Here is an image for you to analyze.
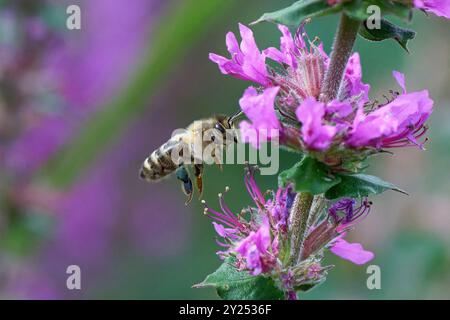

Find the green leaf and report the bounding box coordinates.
[252,0,412,26]
[344,0,412,22]
[194,260,284,300]
[359,18,416,51]
[252,0,344,26]
[279,156,341,195]
[39,0,237,187]
[325,173,407,200]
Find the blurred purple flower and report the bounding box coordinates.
[4,0,161,175]
[0,0,189,299]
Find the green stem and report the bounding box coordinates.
[288,192,313,265]
[320,13,361,102]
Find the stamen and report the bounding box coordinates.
[203,199,238,227]
[218,191,240,224]
[244,165,266,207]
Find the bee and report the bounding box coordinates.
[139,111,241,204]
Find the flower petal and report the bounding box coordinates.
[414,0,450,19]
[296,97,337,151]
[392,70,406,94]
[239,86,281,148]
[330,238,374,265]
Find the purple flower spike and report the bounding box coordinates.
[209,24,270,86]
[330,238,374,265]
[296,98,338,151]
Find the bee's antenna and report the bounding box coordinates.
[228,110,243,126]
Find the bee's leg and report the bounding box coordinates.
[194,163,204,198]
[176,166,193,205]
[211,148,223,171]
[215,157,223,171]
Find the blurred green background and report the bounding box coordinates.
[0,0,449,299]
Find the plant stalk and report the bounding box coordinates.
[320,13,361,102]
[288,192,314,265]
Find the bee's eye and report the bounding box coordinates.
[214,123,226,134]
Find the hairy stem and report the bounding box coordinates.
[288,192,314,265]
[320,13,360,102]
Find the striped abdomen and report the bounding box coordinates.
[140,139,183,181]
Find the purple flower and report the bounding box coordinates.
[330,238,374,265]
[326,100,353,118]
[234,216,274,275]
[239,86,281,148]
[343,53,371,103]
[263,24,303,69]
[209,23,269,86]
[211,22,369,105]
[265,186,295,233]
[204,194,247,239]
[265,25,369,104]
[204,166,293,275]
[212,222,238,239]
[212,23,385,158]
[296,98,338,151]
[414,0,450,19]
[328,197,372,227]
[347,71,433,149]
[267,26,326,102]
[323,198,374,265]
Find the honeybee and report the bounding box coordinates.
[139,112,241,204]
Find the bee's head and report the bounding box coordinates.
[213,111,242,144]
[214,111,242,129]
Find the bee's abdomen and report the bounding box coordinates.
[140,140,181,181]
